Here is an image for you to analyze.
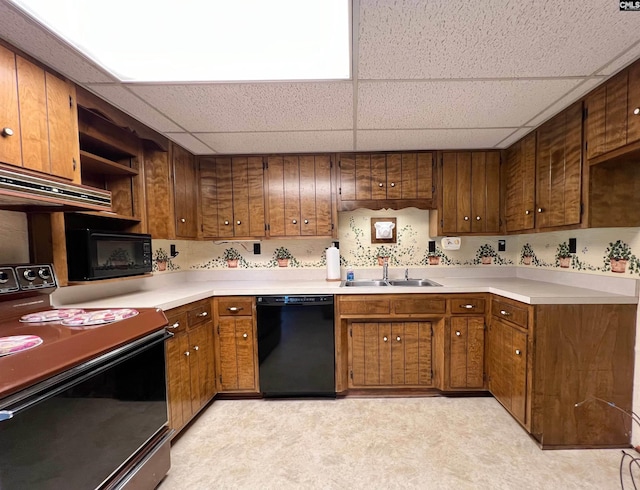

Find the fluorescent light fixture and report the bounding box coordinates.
[10,0,351,82]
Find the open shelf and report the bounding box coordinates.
[80,150,139,176]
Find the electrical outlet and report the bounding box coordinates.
[569,238,577,254]
[253,243,261,255]
[498,240,506,252]
[428,240,436,253]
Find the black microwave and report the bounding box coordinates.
[66,229,153,281]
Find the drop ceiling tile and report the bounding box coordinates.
[128,82,353,132]
[165,133,216,155]
[0,3,114,83]
[525,78,604,127]
[356,129,515,152]
[358,0,640,79]
[597,45,640,75]
[198,131,353,154]
[86,85,183,132]
[358,79,582,129]
[495,128,536,149]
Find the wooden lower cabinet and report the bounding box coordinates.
[214,297,259,393]
[447,317,485,390]
[165,299,216,435]
[350,321,433,387]
[487,296,636,448]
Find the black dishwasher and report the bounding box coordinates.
[257,295,335,397]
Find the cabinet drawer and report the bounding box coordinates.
[187,301,212,327]
[217,297,253,316]
[450,298,486,314]
[392,297,446,315]
[492,300,528,329]
[165,311,188,333]
[338,296,390,315]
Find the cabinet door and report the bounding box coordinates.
[441,152,470,234]
[16,56,49,175]
[172,144,198,238]
[399,321,432,386]
[0,45,22,167]
[235,156,265,237]
[188,324,216,410]
[385,153,402,199]
[166,332,191,432]
[536,102,582,229]
[627,62,640,145]
[488,319,528,426]
[299,155,332,236]
[217,316,256,392]
[449,317,484,389]
[401,152,433,200]
[471,151,500,233]
[505,133,536,232]
[215,157,235,238]
[45,73,80,181]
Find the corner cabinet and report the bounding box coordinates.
[338,152,434,211]
[266,154,334,237]
[487,296,636,448]
[504,132,536,233]
[433,150,500,235]
[199,156,266,239]
[213,297,259,393]
[165,299,216,435]
[0,45,80,183]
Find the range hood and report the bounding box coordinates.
[0,165,111,212]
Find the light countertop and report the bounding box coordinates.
[53,269,639,310]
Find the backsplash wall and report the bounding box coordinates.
[151,208,640,279]
[0,210,29,263]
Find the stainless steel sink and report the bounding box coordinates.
[341,279,441,287]
[388,279,441,287]
[341,280,389,287]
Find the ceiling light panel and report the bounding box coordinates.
[10,0,351,82]
[358,0,640,79]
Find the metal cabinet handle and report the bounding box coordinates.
[525,210,531,215]
[224,220,230,225]
[460,304,474,309]
[180,218,186,223]
[227,306,244,312]
[292,219,297,224]
[184,351,190,357]
[390,182,395,187]
[383,336,388,342]
[455,331,461,336]
[236,220,241,225]
[193,345,199,351]
[378,183,384,187]
[304,219,309,224]
[168,322,180,329]
[537,208,543,213]
[476,216,481,221]
[634,107,640,115]
[463,216,469,221]
[515,349,521,356]
[197,311,208,317]
[243,333,248,339]
[1,127,14,137]
[500,310,510,316]
[396,336,401,342]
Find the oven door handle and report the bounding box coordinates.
[0,329,171,421]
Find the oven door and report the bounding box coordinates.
[0,330,170,490]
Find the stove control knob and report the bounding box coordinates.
[38,268,51,280]
[0,271,8,283]
[23,269,36,282]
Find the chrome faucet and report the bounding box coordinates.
[382,258,389,283]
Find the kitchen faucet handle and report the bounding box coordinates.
[404,268,409,280]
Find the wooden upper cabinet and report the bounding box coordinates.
[535,102,583,229]
[199,156,266,239]
[0,45,80,182]
[338,152,433,210]
[267,154,333,237]
[172,143,198,238]
[504,132,536,233]
[439,150,500,235]
[584,60,640,161]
